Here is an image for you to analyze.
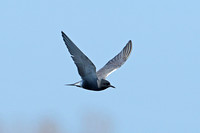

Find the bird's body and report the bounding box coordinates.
[68,79,114,91]
[82,77,99,90]
[61,31,132,91]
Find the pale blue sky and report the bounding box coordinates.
[0,0,200,132]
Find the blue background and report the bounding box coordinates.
[0,0,200,132]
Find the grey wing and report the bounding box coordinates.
[97,40,132,79]
[61,31,97,80]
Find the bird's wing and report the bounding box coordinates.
[61,31,97,80]
[97,40,132,79]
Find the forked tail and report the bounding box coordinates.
[65,81,82,88]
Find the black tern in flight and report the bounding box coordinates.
[61,31,132,91]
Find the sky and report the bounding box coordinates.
[0,0,200,132]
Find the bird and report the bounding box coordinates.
[61,31,132,91]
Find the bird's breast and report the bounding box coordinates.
[82,78,100,90]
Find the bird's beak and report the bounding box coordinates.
[109,85,115,88]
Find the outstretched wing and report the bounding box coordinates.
[61,31,97,80]
[97,40,132,79]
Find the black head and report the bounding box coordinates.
[100,79,115,89]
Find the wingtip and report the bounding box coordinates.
[61,31,65,35]
[128,40,132,44]
[128,40,132,50]
[61,31,68,40]
[123,39,132,59]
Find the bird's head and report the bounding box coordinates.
[100,79,115,89]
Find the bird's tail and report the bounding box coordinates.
[65,81,81,87]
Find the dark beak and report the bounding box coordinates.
[109,85,115,88]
